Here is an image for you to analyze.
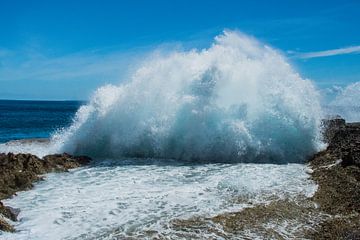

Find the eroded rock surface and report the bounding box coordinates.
[0,152,91,232]
[144,118,360,239]
[308,118,360,239]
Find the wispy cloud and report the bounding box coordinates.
[296,45,360,59]
[0,46,151,99]
[0,48,143,82]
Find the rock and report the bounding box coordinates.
[322,117,346,143]
[0,202,19,221]
[0,152,91,201]
[42,153,91,171]
[309,118,360,238]
[0,152,91,232]
[0,218,14,232]
[0,153,40,200]
[321,118,360,167]
[331,124,360,167]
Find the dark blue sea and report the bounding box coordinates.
[0,100,83,143]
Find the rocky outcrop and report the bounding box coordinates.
[164,118,360,239]
[319,118,360,166]
[0,153,91,200]
[309,118,360,239]
[0,152,91,232]
[0,218,14,232]
[0,203,19,222]
[321,117,346,143]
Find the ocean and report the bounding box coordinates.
[0,100,83,143]
[0,99,320,239]
[0,31,358,239]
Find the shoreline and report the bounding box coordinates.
[167,118,360,239]
[0,118,359,238]
[307,119,360,239]
[0,153,91,232]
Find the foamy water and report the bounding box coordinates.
[47,30,324,163]
[0,140,52,158]
[1,160,316,239]
[1,31,326,162]
[325,81,360,122]
[2,30,355,239]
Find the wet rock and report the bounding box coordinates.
[322,117,346,143]
[0,202,19,221]
[0,218,14,232]
[0,152,91,201]
[0,152,91,232]
[42,153,91,172]
[309,117,360,239]
[0,153,41,199]
[309,216,360,240]
[320,118,360,167]
[169,198,322,239]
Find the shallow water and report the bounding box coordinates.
[2,160,316,240]
[1,32,358,239]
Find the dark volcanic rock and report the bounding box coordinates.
[0,202,19,221]
[0,153,91,200]
[42,153,91,172]
[0,153,41,199]
[309,118,360,239]
[0,218,14,232]
[0,152,91,232]
[322,119,360,167]
[321,117,346,144]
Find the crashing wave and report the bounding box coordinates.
[50,31,323,163]
[325,82,360,122]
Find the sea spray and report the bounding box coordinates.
[325,81,360,122]
[2,162,317,239]
[51,31,323,162]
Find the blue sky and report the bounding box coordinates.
[0,0,359,100]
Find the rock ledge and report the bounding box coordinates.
[0,152,91,232]
[308,118,360,239]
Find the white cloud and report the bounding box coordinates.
[296,45,360,59]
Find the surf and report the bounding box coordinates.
[46,30,323,163]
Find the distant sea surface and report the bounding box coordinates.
[0,100,83,143]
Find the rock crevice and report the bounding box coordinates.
[309,118,360,239]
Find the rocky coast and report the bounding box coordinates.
[164,118,360,239]
[308,118,360,239]
[0,152,91,232]
[0,118,359,239]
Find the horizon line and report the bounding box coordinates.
[0,98,86,102]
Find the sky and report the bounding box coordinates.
[0,0,359,100]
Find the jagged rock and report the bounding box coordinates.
[42,153,91,171]
[0,152,91,232]
[322,117,346,143]
[321,118,360,167]
[0,152,91,200]
[0,202,19,221]
[0,153,40,200]
[0,218,14,232]
[309,118,360,239]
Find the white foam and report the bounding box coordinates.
[0,31,326,239]
[1,162,316,240]
[45,31,323,163]
[0,140,56,158]
[326,81,360,122]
